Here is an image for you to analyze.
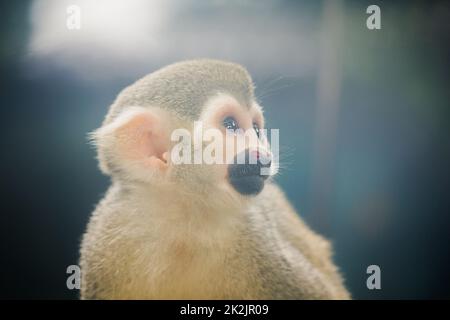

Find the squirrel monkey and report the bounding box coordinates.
[80,59,350,299]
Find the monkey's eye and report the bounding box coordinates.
[223,116,239,131]
[253,123,261,138]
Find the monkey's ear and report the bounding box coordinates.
[91,107,169,180]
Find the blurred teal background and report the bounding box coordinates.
[1,0,449,299]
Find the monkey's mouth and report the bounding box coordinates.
[228,163,269,196]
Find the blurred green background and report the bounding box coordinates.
[1,0,449,299]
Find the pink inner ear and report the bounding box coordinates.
[114,111,169,171]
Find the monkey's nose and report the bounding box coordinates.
[228,150,272,196]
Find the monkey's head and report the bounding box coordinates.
[93,59,276,203]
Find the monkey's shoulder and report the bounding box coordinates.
[252,182,334,264]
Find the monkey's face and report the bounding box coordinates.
[93,94,275,198]
[191,94,275,197]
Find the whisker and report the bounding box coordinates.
[255,75,300,103]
